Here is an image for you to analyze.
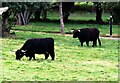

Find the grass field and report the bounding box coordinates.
[13,11,120,36]
[0,12,119,82]
[48,11,111,22]
[1,30,119,81]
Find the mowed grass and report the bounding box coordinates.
[1,30,118,81]
[48,11,111,21]
[1,12,119,81]
[13,22,120,37]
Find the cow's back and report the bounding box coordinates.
[20,38,54,53]
[79,28,100,41]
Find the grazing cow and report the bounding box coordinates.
[15,38,55,60]
[71,28,101,47]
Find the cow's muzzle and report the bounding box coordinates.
[73,36,77,38]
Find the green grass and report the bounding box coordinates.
[1,30,118,81]
[0,12,119,82]
[13,21,119,36]
[48,10,111,22]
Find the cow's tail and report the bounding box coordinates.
[98,37,101,46]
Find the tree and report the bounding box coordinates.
[59,2,65,35]
[2,2,52,25]
[2,2,33,25]
[106,2,120,24]
[34,2,52,21]
[62,2,74,23]
[14,2,33,25]
[2,3,15,37]
[94,2,104,24]
[0,7,9,37]
[2,3,12,26]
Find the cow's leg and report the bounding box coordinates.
[29,56,32,61]
[95,40,97,46]
[45,53,49,60]
[81,42,83,47]
[50,52,55,60]
[27,52,32,60]
[92,40,97,47]
[28,53,35,60]
[86,41,89,46]
[98,38,101,46]
[32,54,36,60]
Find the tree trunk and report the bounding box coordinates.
[2,18,8,26]
[2,11,9,26]
[34,11,41,21]
[42,9,47,20]
[59,2,65,35]
[2,12,10,37]
[16,11,32,25]
[96,3,103,24]
[20,12,26,25]
[0,27,2,37]
[16,13,22,25]
[63,13,70,23]
[62,2,74,23]
[0,16,2,37]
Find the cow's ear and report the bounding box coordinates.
[78,30,80,32]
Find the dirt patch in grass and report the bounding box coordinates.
[39,31,120,40]
[37,31,120,38]
[8,30,120,41]
[101,34,120,38]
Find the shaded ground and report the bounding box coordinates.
[30,19,109,25]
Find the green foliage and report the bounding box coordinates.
[2,2,53,26]
[75,2,93,6]
[105,2,120,24]
[74,2,93,12]
[2,2,52,13]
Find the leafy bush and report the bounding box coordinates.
[107,2,120,24]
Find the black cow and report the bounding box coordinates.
[71,28,101,47]
[15,38,55,60]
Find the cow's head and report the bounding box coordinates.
[15,49,26,60]
[71,29,80,38]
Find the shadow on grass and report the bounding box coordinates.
[35,58,53,63]
[30,19,109,25]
